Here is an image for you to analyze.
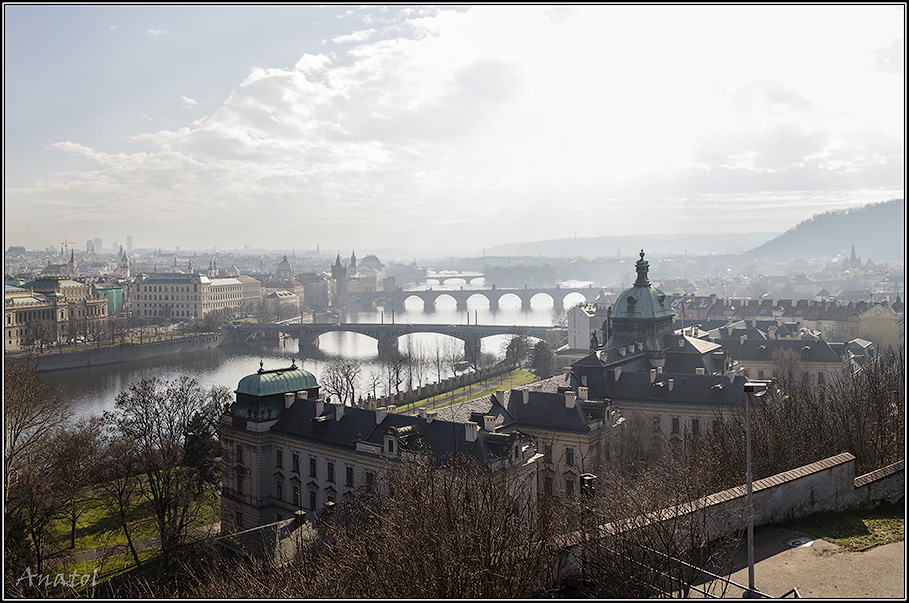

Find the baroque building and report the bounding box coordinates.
[220,360,540,532]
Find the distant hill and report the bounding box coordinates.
[744,199,905,262]
[482,232,777,259]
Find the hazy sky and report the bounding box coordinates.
[4,4,904,258]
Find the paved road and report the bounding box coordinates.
[719,525,905,599]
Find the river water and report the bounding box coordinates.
[43,279,585,420]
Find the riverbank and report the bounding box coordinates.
[9,333,227,372]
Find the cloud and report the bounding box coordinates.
[179,95,198,107]
[147,28,168,36]
[7,5,904,253]
[331,28,377,45]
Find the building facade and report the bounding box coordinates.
[220,360,540,533]
[131,273,247,321]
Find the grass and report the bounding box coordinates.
[783,500,905,551]
[50,487,220,554]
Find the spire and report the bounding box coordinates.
[634,249,650,287]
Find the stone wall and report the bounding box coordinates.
[361,362,514,410]
[560,453,905,579]
[23,333,226,372]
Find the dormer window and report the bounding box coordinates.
[387,438,395,453]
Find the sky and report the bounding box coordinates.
[3,4,905,259]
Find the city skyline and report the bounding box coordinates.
[4,5,905,257]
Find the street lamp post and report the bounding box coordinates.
[743,381,767,598]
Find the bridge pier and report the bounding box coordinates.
[377,336,399,358]
[489,296,499,312]
[463,337,481,365]
[456,297,468,312]
[521,296,532,312]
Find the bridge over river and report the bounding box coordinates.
[233,322,562,357]
[351,285,600,312]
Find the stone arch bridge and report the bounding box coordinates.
[234,322,559,357]
[352,285,598,312]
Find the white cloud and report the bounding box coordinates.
[331,28,376,44]
[147,28,168,36]
[7,5,904,253]
[179,95,198,107]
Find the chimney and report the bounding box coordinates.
[335,403,345,421]
[293,509,307,530]
[418,407,426,419]
[678,338,685,348]
[614,367,623,381]
[285,393,295,408]
[618,346,626,357]
[387,405,396,413]
[565,392,577,408]
[495,390,506,406]
[465,422,479,443]
[562,366,571,376]
[375,406,387,425]
[668,378,674,391]
[578,386,589,400]
[696,367,705,375]
[315,400,324,416]
[752,319,757,327]
[482,415,496,432]
[426,410,437,423]
[650,368,657,383]
[740,335,746,345]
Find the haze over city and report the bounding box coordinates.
[4,4,904,257]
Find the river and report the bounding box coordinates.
[43,280,585,420]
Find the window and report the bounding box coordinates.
[236,444,244,465]
[309,490,317,510]
[757,370,765,380]
[671,417,680,435]
[276,448,283,468]
[236,473,244,495]
[818,372,824,384]
[309,457,317,478]
[346,466,354,487]
[292,453,300,473]
[544,476,553,496]
[327,461,335,483]
[544,444,552,464]
[566,448,575,467]
[387,439,395,453]
[235,508,243,528]
[276,479,284,501]
[566,479,574,497]
[293,484,301,507]
[692,418,700,435]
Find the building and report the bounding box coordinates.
[275,255,295,281]
[131,273,245,321]
[856,302,904,351]
[483,387,616,498]
[92,283,125,315]
[220,360,540,532]
[6,277,109,351]
[567,302,610,351]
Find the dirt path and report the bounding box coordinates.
[64,522,221,565]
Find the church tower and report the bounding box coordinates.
[120,250,131,279]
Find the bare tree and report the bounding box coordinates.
[771,347,804,386]
[50,417,104,550]
[322,358,363,407]
[96,436,145,569]
[105,376,224,561]
[4,356,72,500]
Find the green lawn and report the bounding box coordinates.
[784,500,905,551]
[50,487,220,554]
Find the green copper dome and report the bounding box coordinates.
[235,359,317,397]
[612,250,674,321]
[606,250,676,352]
